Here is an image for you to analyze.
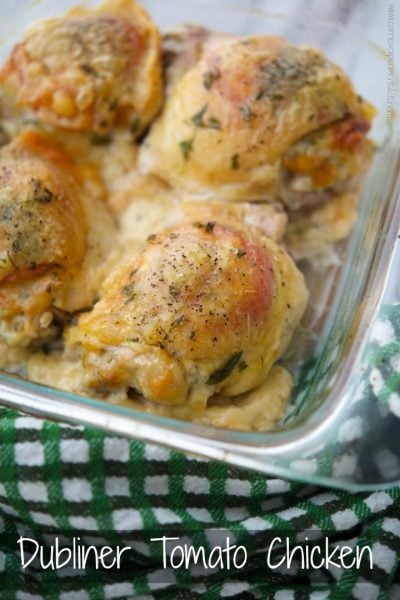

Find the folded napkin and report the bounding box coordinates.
[0,306,400,599]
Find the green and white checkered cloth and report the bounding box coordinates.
[0,306,400,600]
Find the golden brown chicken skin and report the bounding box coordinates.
[0,130,116,350]
[0,136,86,285]
[0,132,84,348]
[140,32,374,204]
[73,220,308,409]
[1,0,162,135]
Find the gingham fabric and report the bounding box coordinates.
[0,306,400,600]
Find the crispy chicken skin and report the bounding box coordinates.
[0,130,116,349]
[140,31,374,205]
[1,0,162,135]
[72,220,308,409]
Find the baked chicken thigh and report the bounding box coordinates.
[1,0,162,136]
[73,219,308,408]
[0,130,116,352]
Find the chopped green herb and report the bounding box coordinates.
[91,133,113,145]
[256,89,265,101]
[207,352,243,385]
[39,188,54,203]
[171,315,185,328]
[147,234,157,241]
[122,284,135,297]
[192,104,208,127]
[6,253,17,270]
[122,283,136,303]
[0,126,9,147]
[179,139,194,160]
[169,284,179,298]
[130,117,141,134]
[203,69,221,90]
[257,89,286,103]
[206,221,216,233]
[80,63,97,76]
[32,179,55,203]
[231,154,240,170]
[207,116,222,130]
[191,105,222,131]
[256,48,322,103]
[240,105,254,122]
[237,249,246,258]
[32,181,54,204]
[189,330,196,340]
[192,221,216,233]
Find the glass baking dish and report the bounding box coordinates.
[0,0,399,491]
